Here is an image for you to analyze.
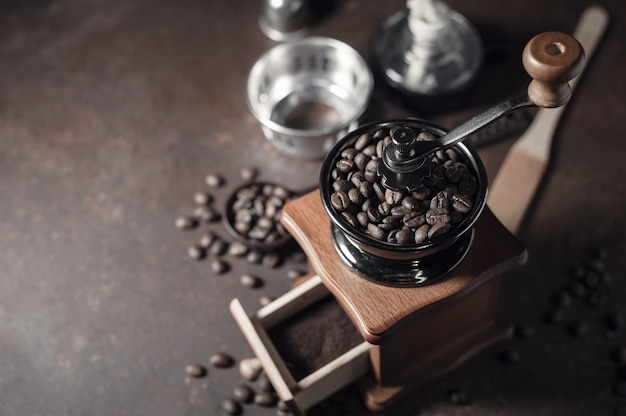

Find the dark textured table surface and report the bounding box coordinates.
[1,0,626,415]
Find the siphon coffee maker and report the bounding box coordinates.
[231,31,584,415]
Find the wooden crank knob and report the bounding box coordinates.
[522,31,585,108]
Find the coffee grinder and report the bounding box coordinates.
[231,31,584,415]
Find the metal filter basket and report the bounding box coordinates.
[246,37,374,159]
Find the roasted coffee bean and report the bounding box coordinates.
[239,357,263,381]
[372,182,385,202]
[247,251,263,264]
[210,352,234,368]
[451,194,473,213]
[514,324,534,339]
[341,211,359,228]
[446,163,466,183]
[450,211,464,225]
[445,148,459,162]
[567,282,587,298]
[390,205,409,216]
[430,191,449,209]
[367,223,385,240]
[428,222,451,239]
[375,140,385,158]
[240,166,258,181]
[286,268,305,280]
[193,191,213,205]
[361,198,373,212]
[194,205,219,222]
[357,208,370,225]
[569,264,587,280]
[417,131,437,141]
[262,253,281,268]
[365,158,380,173]
[222,399,242,415]
[364,169,378,183]
[354,152,369,170]
[185,364,207,378]
[382,215,402,225]
[199,231,217,248]
[205,173,224,187]
[395,228,414,244]
[330,191,351,211]
[254,390,278,407]
[373,128,387,140]
[414,224,430,243]
[545,307,565,324]
[366,206,382,223]
[459,173,477,195]
[233,384,255,404]
[426,208,451,225]
[553,291,572,308]
[385,188,404,205]
[568,321,589,337]
[206,239,225,256]
[341,147,357,160]
[448,388,470,406]
[175,216,197,230]
[403,212,425,227]
[359,181,373,198]
[401,196,418,210]
[362,144,377,157]
[187,244,206,260]
[333,179,352,193]
[411,186,430,201]
[378,202,392,216]
[387,229,399,244]
[210,259,228,274]
[336,159,355,173]
[348,188,363,205]
[241,274,262,288]
[605,311,624,331]
[355,132,371,150]
[350,171,366,187]
[613,347,626,365]
[445,184,459,196]
[500,348,520,364]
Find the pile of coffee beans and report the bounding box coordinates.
[326,126,479,246]
[227,183,294,248]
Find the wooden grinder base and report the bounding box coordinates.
[280,190,527,411]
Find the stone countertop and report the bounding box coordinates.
[1,0,625,415]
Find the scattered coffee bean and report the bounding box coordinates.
[514,324,534,339]
[615,381,626,397]
[241,274,262,289]
[239,357,263,381]
[612,347,626,365]
[227,241,248,257]
[568,264,586,280]
[247,251,263,264]
[199,231,217,248]
[500,348,520,364]
[194,205,220,222]
[210,352,234,368]
[187,244,206,260]
[262,253,281,268]
[222,398,242,415]
[586,290,607,308]
[205,173,224,187]
[209,239,228,256]
[254,390,278,407]
[567,282,587,299]
[286,268,305,280]
[605,311,624,331]
[241,166,258,181]
[175,216,197,230]
[233,384,255,404]
[545,307,565,324]
[447,388,471,405]
[193,191,213,205]
[554,291,572,308]
[185,363,207,378]
[210,259,229,274]
[568,321,589,337]
[260,295,274,307]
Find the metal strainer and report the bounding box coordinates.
[246,37,374,159]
